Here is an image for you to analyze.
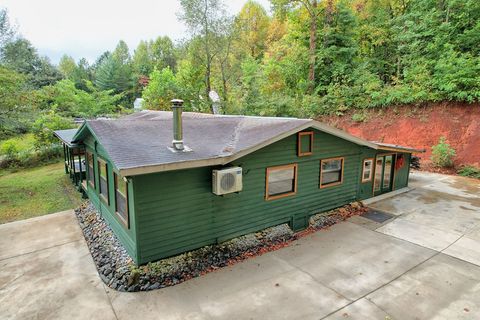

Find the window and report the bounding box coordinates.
[298,131,313,157]
[266,164,298,200]
[320,157,344,188]
[383,155,393,188]
[87,152,95,188]
[362,158,374,182]
[114,173,129,228]
[374,158,383,192]
[98,159,109,204]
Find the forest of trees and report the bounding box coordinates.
[1,0,479,142]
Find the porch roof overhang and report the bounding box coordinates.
[53,129,82,148]
[372,142,426,154]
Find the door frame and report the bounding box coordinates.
[372,153,397,196]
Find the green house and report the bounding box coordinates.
[55,100,421,265]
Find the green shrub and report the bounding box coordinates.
[351,113,367,122]
[0,140,18,158]
[0,145,63,169]
[431,136,456,168]
[457,165,480,179]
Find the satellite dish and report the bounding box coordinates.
[209,90,222,114]
[209,90,220,103]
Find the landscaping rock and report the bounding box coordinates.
[75,200,364,292]
[261,224,294,243]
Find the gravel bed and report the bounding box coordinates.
[75,201,366,292]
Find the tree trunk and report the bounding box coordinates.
[220,63,228,114]
[205,57,212,112]
[307,0,318,93]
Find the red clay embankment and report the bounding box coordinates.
[320,102,480,167]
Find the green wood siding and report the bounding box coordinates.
[357,148,377,200]
[393,153,411,189]
[133,129,365,264]
[77,124,414,265]
[83,136,139,262]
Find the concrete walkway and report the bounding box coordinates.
[1,172,479,320]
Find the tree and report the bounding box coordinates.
[0,66,32,138]
[272,0,320,92]
[179,0,231,111]
[132,40,153,78]
[0,38,61,88]
[58,55,77,79]
[142,67,181,110]
[0,8,16,48]
[131,36,177,88]
[39,79,121,118]
[151,36,176,71]
[234,1,270,60]
[94,41,133,95]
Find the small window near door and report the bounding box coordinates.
[362,158,374,182]
[98,159,109,204]
[266,164,298,200]
[320,157,344,188]
[374,158,383,192]
[383,155,393,188]
[114,173,129,228]
[297,131,314,156]
[87,152,95,188]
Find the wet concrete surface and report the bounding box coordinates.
[1,172,479,320]
[373,171,480,263]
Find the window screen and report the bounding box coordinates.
[114,173,128,227]
[266,164,297,200]
[320,158,343,187]
[98,159,109,203]
[87,152,95,187]
[362,159,373,182]
[298,131,313,156]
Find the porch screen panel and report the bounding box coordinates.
[98,159,109,203]
[114,173,129,227]
[87,152,95,187]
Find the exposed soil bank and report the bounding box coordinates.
[321,102,480,167]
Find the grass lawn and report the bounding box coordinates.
[0,162,83,224]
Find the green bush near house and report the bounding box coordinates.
[431,136,456,168]
[457,165,480,179]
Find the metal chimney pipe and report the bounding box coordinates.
[171,99,184,151]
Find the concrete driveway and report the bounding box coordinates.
[1,172,479,320]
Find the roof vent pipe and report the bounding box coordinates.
[171,99,184,151]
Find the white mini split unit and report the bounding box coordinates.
[212,167,243,195]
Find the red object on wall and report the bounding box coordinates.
[395,154,404,170]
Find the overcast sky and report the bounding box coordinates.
[2,0,271,64]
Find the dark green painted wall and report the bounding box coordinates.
[83,136,138,262]
[79,125,413,265]
[357,147,378,200]
[393,152,411,189]
[133,129,367,264]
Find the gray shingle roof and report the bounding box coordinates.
[71,110,418,176]
[372,141,425,153]
[53,128,80,147]
[77,111,314,175]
